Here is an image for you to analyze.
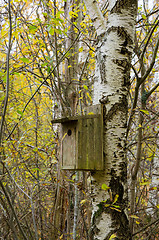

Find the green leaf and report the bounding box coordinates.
[0,72,5,77]
[33,147,38,152]
[41,62,48,67]
[42,12,47,17]
[102,184,110,191]
[142,14,147,20]
[83,85,88,90]
[17,110,23,117]
[32,167,40,171]
[112,205,120,208]
[19,58,30,63]
[48,27,54,35]
[29,25,38,31]
[14,72,20,76]
[140,181,150,186]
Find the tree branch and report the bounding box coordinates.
[132,218,159,237]
[145,82,159,100]
[0,180,28,240]
[84,0,106,36]
[139,37,159,85]
[139,19,158,65]
[0,0,12,145]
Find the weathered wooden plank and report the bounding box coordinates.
[77,119,83,169]
[51,114,100,124]
[62,122,77,169]
[87,118,95,169]
[94,110,103,170]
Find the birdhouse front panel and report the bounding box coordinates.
[52,104,104,171]
[77,117,103,170]
[62,121,77,170]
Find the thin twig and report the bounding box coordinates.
[0,0,12,145]
[132,218,159,237]
[139,37,159,85]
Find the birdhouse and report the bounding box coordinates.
[51,104,103,171]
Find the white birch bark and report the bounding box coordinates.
[84,0,137,239]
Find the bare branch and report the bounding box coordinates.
[0,0,12,145]
[140,37,159,85]
[146,82,159,100]
[140,19,158,64]
[0,180,28,240]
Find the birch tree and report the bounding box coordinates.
[84,1,137,239]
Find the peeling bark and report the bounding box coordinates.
[84,0,137,239]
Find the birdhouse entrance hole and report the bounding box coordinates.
[67,129,72,136]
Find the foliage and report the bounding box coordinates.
[0,0,158,239]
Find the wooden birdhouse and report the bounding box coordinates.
[51,104,103,171]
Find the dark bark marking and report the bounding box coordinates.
[114,59,130,69]
[109,176,124,202]
[106,95,128,122]
[119,161,127,183]
[106,26,133,88]
[100,61,107,83]
[107,26,133,49]
[113,58,131,87]
[100,55,107,84]
[108,176,132,239]
[110,0,137,14]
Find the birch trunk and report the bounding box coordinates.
[84,1,137,239]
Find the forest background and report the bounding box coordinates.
[0,0,158,239]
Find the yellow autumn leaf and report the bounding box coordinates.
[69,11,78,18]
[79,47,83,52]
[109,233,117,240]
[110,207,121,212]
[140,109,149,115]
[112,194,119,204]
[59,234,63,239]
[105,204,110,208]
[86,92,92,101]
[140,181,150,186]
[62,133,67,141]
[130,215,139,219]
[80,199,87,206]
[80,22,86,28]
